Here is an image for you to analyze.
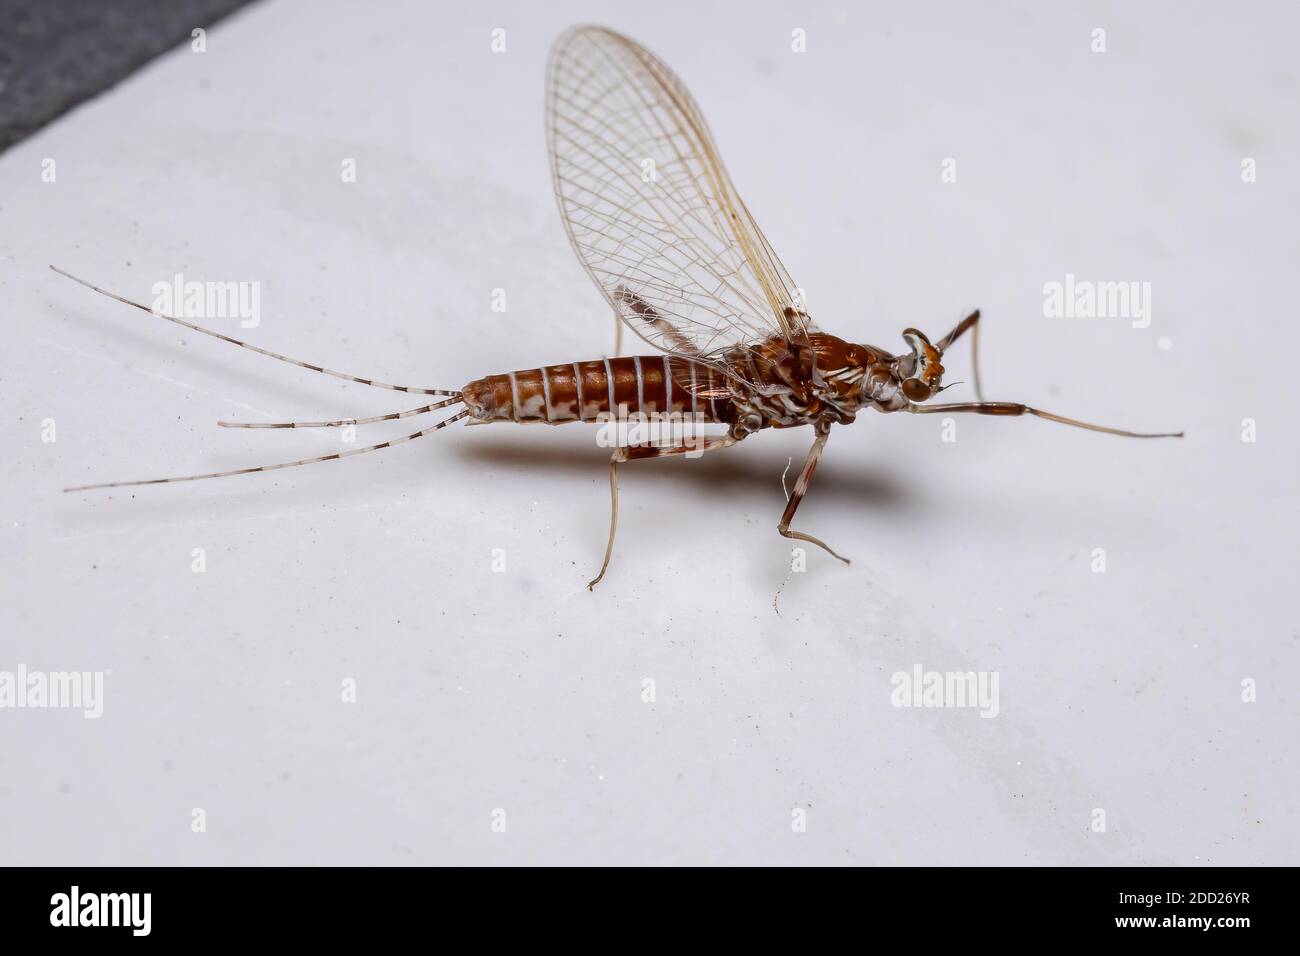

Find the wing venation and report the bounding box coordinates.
[546,26,811,362]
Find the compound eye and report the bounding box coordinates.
[901,378,931,402]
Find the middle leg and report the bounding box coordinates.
[778,426,850,565]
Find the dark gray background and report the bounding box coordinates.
[0,0,255,152]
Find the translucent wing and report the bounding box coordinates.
[546,25,811,360]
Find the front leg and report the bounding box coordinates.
[908,400,1182,438]
[778,425,850,565]
[934,309,984,401]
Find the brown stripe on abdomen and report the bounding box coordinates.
[461,356,728,425]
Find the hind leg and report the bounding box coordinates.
[587,434,738,590]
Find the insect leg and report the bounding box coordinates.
[50,266,459,396]
[217,396,463,429]
[933,309,984,401]
[778,428,851,565]
[587,434,738,590]
[908,401,1183,438]
[590,455,621,591]
[64,410,470,492]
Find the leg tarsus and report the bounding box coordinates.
[778,523,851,564]
[587,454,621,590]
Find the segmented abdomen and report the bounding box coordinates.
[461,356,732,424]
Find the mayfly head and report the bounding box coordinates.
[895,328,945,402]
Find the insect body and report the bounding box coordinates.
[465,331,920,430]
[460,355,730,426]
[55,26,1181,589]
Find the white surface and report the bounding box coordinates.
[1,0,1297,865]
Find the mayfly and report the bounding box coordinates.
[55,26,1181,588]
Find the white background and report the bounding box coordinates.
[2,0,1296,865]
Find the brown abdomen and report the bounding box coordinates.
[461,356,731,425]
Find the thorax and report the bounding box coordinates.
[721,333,901,433]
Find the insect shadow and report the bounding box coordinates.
[460,436,915,515]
